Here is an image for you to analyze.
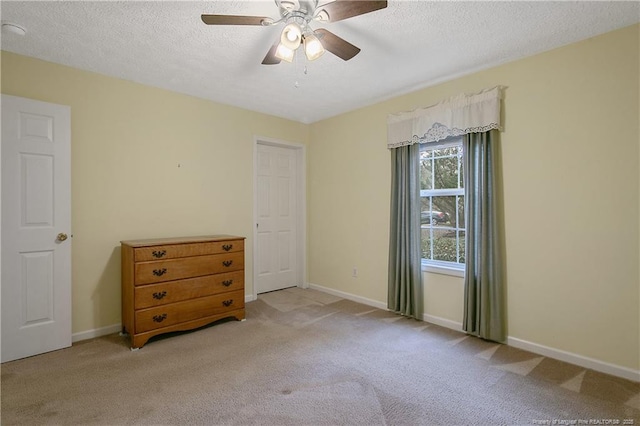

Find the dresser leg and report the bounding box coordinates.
[130,347,140,352]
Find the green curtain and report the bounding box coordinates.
[462,130,505,342]
[388,143,423,320]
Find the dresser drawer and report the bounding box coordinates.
[134,252,244,285]
[122,235,246,349]
[134,239,244,262]
[134,271,244,309]
[135,290,245,333]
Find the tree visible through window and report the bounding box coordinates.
[420,137,465,267]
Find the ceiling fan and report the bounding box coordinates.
[201,0,388,65]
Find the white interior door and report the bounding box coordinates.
[255,143,300,294]
[1,94,72,362]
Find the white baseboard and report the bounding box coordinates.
[73,296,256,343]
[72,323,121,343]
[423,314,464,332]
[308,283,640,382]
[71,295,255,343]
[74,286,639,382]
[307,282,387,310]
[507,337,640,382]
[74,296,257,343]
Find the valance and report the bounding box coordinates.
[387,86,504,149]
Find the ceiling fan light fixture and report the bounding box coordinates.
[1,22,26,36]
[275,43,295,62]
[303,33,325,61]
[202,0,388,65]
[280,22,302,50]
[278,0,299,12]
[315,9,330,21]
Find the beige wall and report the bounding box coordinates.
[1,52,310,333]
[308,24,639,371]
[2,24,638,373]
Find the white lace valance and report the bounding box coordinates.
[387,86,504,149]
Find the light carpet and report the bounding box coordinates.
[2,287,638,425]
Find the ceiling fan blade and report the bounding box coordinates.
[262,42,282,65]
[315,28,360,61]
[201,14,271,26]
[315,0,387,22]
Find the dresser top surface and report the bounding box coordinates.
[121,235,245,248]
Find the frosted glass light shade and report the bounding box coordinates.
[280,23,302,50]
[275,43,295,62]
[303,34,325,61]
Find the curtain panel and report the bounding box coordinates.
[462,130,506,343]
[387,86,503,148]
[388,144,423,319]
[386,86,505,337]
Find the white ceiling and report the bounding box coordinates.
[1,1,638,124]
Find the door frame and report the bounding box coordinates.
[0,97,2,361]
[252,136,307,300]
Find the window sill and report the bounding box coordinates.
[421,261,465,278]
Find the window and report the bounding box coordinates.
[419,137,465,272]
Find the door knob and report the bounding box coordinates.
[56,233,68,242]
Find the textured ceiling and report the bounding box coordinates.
[1,1,639,123]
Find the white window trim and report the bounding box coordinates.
[420,137,465,277]
[422,259,465,277]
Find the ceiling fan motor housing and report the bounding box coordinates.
[276,0,318,16]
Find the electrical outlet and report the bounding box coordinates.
[352,267,358,278]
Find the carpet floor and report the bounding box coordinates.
[1,287,638,425]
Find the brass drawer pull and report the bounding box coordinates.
[221,279,233,287]
[153,313,167,323]
[222,299,234,307]
[152,268,167,277]
[222,260,233,267]
[222,244,233,252]
[152,250,167,258]
[152,291,167,300]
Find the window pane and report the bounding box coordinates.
[458,150,464,189]
[458,230,466,264]
[421,228,432,260]
[433,155,458,189]
[419,139,465,268]
[431,147,455,158]
[420,157,433,190]
[431,196,455,226]
[432,228,458,262]
[420,196,432,215]
[420,147,433,159]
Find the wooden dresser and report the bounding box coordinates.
[121,235,245,349]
